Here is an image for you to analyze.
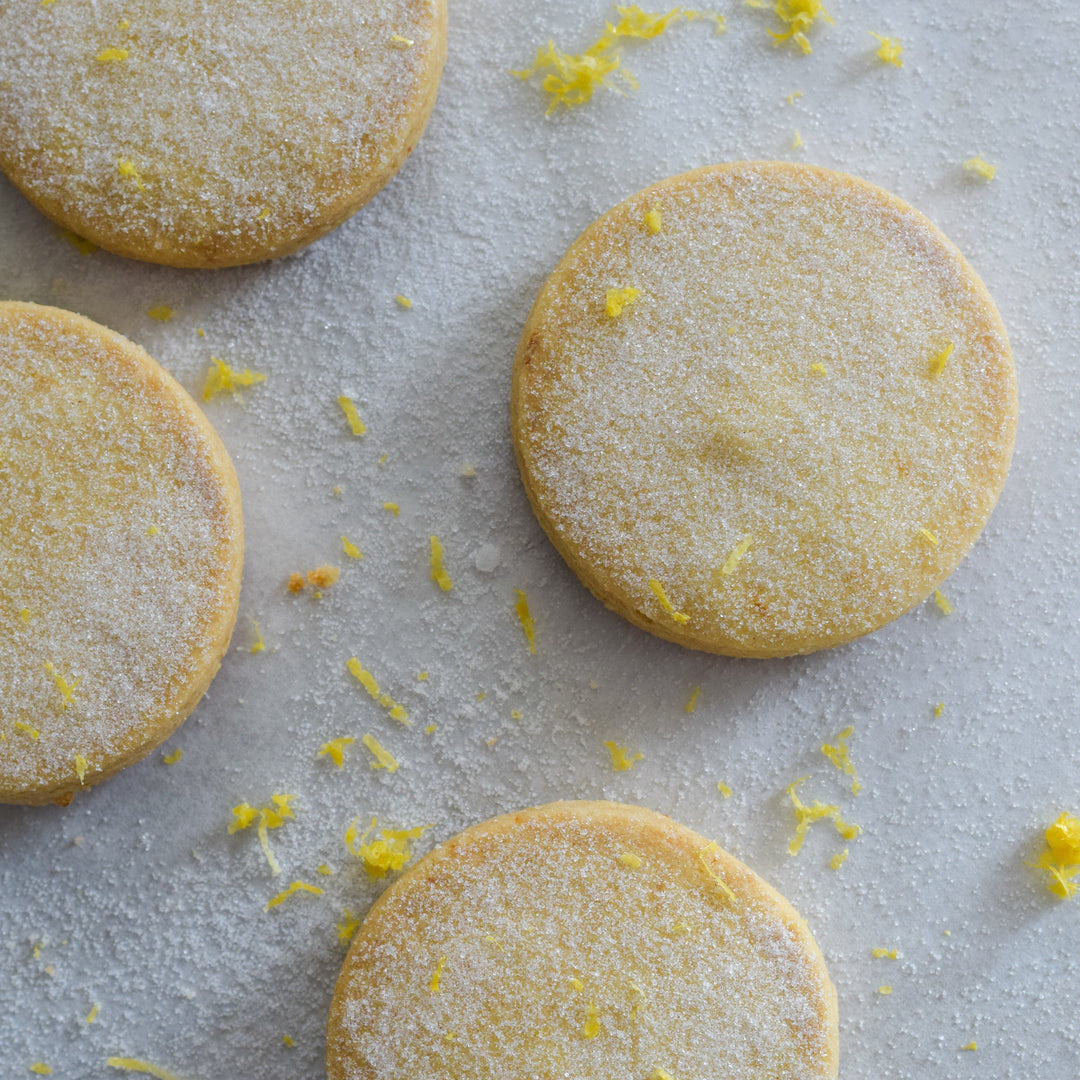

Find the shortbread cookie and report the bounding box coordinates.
[0,302,243,805]
[0,1,447,267]
[512,162,1017,657]
[327,800,839,1080]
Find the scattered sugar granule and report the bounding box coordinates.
[429,955,447,993]
[934,589,955,615]
[644,206,663,234]
[44,660,81,708]
[750,0,834,54]
[317,737,355,769]
[1028,811,1080,899]
[346,658,409,723]
[962,1042,978,1051]
[162,748,182,765]
[821,725,862,795]
[74,754,88,782]
[873,948,899,959]
[265,880,323,911]
[869,32,903,66]
[147,306,174,322]
[786,777,861,855]
[963,157,998,181]
[697,841,736,901]
[619,852,643,869]
[337,396,366,436]
[203,358,265,401]
[606,286,641,318]
[250,621,266,653]
[878,985,893,996]
[716,781,732,798]
[395,294,413,308]
[106,1060,185,1080]
[337,908,361,943]
[718,536,754,577]
[928,342,954,377]
[685,685,701,714]
[361,733,399,773]
[829,849,848,870]
[86,1003,100,1024]
[514,589,538,653]
[430,536,453,591]
[345,817,428,877]
[648,577,688,623]
[604,740,644,771]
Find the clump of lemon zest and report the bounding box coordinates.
[106,1060,185,1080]
[147,306,174,322]
[248,620,266,654]
[20,608,32,623]
[934,702,945,718]
[346,816,428,876]
[962,1042,977,1051]
[74,754,89,783]
[696,840,737,902]
[228,803,258,833]
[934,589,954,615]
[96,47,129,62]
[337,396,367,436]
[361,733,399,772]
[1028,812,1080,899]
[390,33,414,47]
[395,294,413,308]
[228,795,296,875]
[582,1002,601,1040]
[821,725,862,795]
[873,948,898,959]
[317,737,355,769]
[644,206,663,234]
[86,1003,100,1024]
[287,573,305,594]
[619,851,643,869]
[307,565,339,590]
[14,721,40,740]
[648,577,689,623]
[513,589,538,653]
[928,342,955,377]
[282,1036,295,1048]
[430,535,453,591]
[56,227,95,253]
[430,955,447,993]
[829,849,848,869]
[792,129,804,149]
[685,685,701,713]
[512,38,630,116]
[719,535,754,577]
[878,985,892,995]
[336,908,361,943]
[604,740,643,772]
[116,158,145,189]
[606,286,641,318]
[341,536,362,559]
[651,1070,674,1080]
[786,89,803,104]
[809,361,826,376]
[869,31,902,66]
[716,781,732,798]
[202,357,265,401]
[346,658,410,724]
[963,157,997,181]
[786,777,861,855]
[44,660,81,707]
[757,0,833,54]
[265,880,322,911]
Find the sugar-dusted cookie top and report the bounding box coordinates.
[0,302,243,804]
[327,800,839,1080]
[0,0,447,267]
[512,162,1017,657]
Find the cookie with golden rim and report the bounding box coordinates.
[327,800,839,1080]
[512,162,1017,657]
[0,0,447,267]
[0,302,243,804]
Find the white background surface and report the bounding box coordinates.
[2,2,1078,1077]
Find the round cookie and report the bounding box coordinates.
[327,800,839,1080]
[512,161,1017,657]
[0,1,447,268]
[0,302,243,805]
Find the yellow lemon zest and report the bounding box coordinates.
[873,948,898,959]
[265,881,323,911]
[792,129,804,149]
[361,733,399,773]
[716,781,732,798]
[74,754,89,782]
[147,306,174,322]
[346,658,410,724]
[202,357,265,401]
[582,1002,601,1040]
[934,589,954,615]
[395,294,413,308]
[96,47,129,62]
[338,396,366,436]
[306,565,339,589]
[116,158,145,189]
[697,841,736,902]
[228,795,296,875]
[606,286,641,318]
[317,737,355,769]
[809,361,826,376]
[829,849,848,870]
[1028,812,1080,899]
[106,1060,185,1080]
[345,816,428,877]
[430,535,453,591]
[869,31,902,66]
[282,1036,295,1048]
[962,1042,978,1051]
[514,589,537,653]
[821,725,861,795]
[58,228,96,254]
[928,342,954,377]
[44,660,81,707]
[619,852,643,869]
[878,985,892,995]
[753,0,833,55]
[918,528,940,548]
[86,1003,100,1024]
[317,864,334,876]
[250,621,266,654]
[786,777,860,855]
[342,536,363,559]
[719,535,754,577]
[14,721,40,740]
[604,740,643,772]
[336,908,361,943]
[685,685,701,714]
[430,955,447,993]
[934,702,945,718]
[644,206,663,234]
[390,33,414,47]
[19,608,32,623]
[383,502,400,516]
[651,1071,675,1080]
[648,577,688,623]
[963,157,997,181]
